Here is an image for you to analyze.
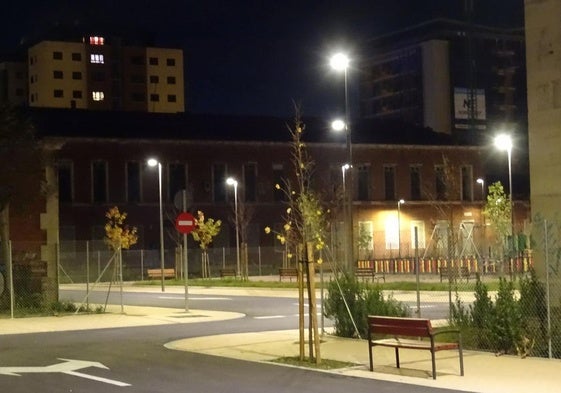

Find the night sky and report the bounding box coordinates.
[1,0,524,118]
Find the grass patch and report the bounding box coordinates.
[270,356,357,370]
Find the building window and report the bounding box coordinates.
[358,221,374,259]
[54,89,64,98]
[166,58,176,66]
[435,165,446,200]
[243,163,257,202]
[167,76,176,84]
[131,92,145,102]
[384,165,396,200]
[126,161,141,203]
[53,51,63,60]
[30,93,35,103]
[410,165,421,200]
[89,36,105,45]
[150,94,159,102]
[57,161,73,203]
[72,90,82,99]
[15,88,24,96]
[29,57,34,65]
[272,164,285,201]
[90,54,104,64]
[357,164,370,201]
[71,52,82,61]
[30,75,34,84]
[168,163,186,202]
[92,160,108,203]
[130,56,144,65]
[72,71,82,80]
[149,57,158,65]
[167,94,177,103]
[130,74,144,84]
[92,91,104,101]
[149,75,159,83]
[410,220,426,249]
[15,71,23,79]
[53,70,63,79]
[212,163,227,202]
[461,165,473,201]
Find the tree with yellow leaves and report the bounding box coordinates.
[191,210,221,278]
[104,206,138,251]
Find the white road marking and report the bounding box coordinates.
[254,315,285,320]
[158,296,231,301]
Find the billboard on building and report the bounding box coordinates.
[454,87,486,130]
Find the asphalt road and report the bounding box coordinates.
[0,287,463,392]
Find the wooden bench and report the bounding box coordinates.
[439,266,471,283]
[219,268,237,278]
[278,267,298,282]
[356,267,385,283]
[367,315,464,379]
[147,268,176,280]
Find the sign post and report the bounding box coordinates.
[175,209,195,312]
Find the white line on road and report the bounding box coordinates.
[158,296,231,301]
[253,315,285,320]
[64,371,131,387]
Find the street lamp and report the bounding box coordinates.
[397,199,405,259]
[494,134,514,237]
[226,177,240,277]
[330,52,353,269]
[341,163,350,193]
[494,133,515,260]
[476,178,485,200]
[147,158,165,292]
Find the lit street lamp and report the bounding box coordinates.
[494,133,515,254]
[330,52,353,268]
[147,158,165,292]
[341,163,350,193]
[226,177,240,277]
[397,199,405,259]
[476,178,485,200]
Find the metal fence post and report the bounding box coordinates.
[8,240,14,319]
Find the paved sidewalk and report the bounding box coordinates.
[1,284,560,392]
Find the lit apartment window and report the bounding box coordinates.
[54,89,64,98]
[53,51,63,60]
[150,93,159,102]
[89,36,105,45]
[149,57,158,65]
[92,91,104,101]
[167,94,176,103]
[167,76,176,84]
[53,70,63,79]
[149,75,159,83]
[72,71,82,80]
[90,54,104,64]
[72,52,82,61]
[166,58,176,66]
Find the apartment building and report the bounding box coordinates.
[359,19,526,134]
[24,35,184,113]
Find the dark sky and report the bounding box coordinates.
[1,1,524,118]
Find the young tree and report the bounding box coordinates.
[191,210,221,278]
[104,206,139,251]
[268,104,328,364]
[483,181,512,268]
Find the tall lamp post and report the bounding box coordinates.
[147,158,165,292]
[226,177,240,277]
[494,134,514,251]
[397,199,405,259]
[476,178,485,200]
[330,52,353,269]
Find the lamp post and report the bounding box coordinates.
[341,163,350,193]
[397,199,405,259]
[147,158,165,292]
[494,134,515,255]
[476,178,485,200]
[226,177,240,277]
[330,52,353,269]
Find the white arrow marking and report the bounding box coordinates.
[178,220,193,226]
[0,358,130,387]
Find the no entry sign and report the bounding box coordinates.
[175,212,196,234]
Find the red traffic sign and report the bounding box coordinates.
[175,212,196,234]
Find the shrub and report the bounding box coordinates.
[324,272,410,338]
